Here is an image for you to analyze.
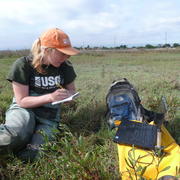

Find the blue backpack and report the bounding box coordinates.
[106,78,164,129]
[106,78,142,129]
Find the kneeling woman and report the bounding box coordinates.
[0,28,79,162]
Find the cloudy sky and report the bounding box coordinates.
[0,0,180,49]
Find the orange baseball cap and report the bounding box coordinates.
[40,28,80,55]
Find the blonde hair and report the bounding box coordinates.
[65,60,73,67]
[31,38,49,74]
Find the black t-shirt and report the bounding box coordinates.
[7,56,77,95]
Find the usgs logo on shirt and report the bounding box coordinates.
[35,76,61,87]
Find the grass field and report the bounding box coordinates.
[0,49,179,179]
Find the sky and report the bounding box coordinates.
[0,0,180,49]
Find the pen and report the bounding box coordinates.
[56,83,64,89]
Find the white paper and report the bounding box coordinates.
[51,92,80,105]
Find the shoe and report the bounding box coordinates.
[16,145,40,163]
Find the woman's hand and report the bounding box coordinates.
[12,81,76,108]
[50,88,71,102]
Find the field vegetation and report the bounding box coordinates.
[0,49,179,179]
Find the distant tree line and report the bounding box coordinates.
[144,43,180,49]
[0,49,29,59]
[1,43,180,58]
[77,43,180,50]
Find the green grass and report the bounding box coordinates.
[0,50,179,179]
